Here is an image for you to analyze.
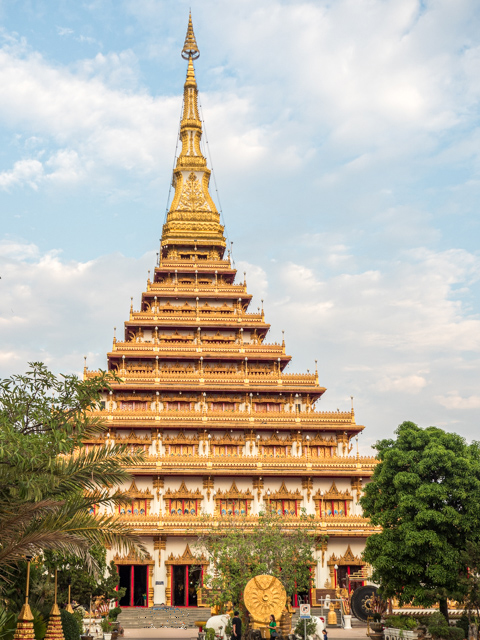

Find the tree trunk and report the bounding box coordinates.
[439,598,449,622]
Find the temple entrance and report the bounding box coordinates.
[118,565,148,607]
[338,565,363,593]
[172,565,201,606]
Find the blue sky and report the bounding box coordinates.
[1,0,479,451]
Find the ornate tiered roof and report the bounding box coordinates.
[85,17,376,544]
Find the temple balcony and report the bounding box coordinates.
[96,453,376,475]
[86,368,319,391]
[109,341,286,356]
[128,309,266,322]
[157,259,233,270]
[88,406,354,426]
[146,282,249,294]
[98,512,378,536]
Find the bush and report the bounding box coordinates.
[426,613,464,640]
[456,616,470,638]
[294,619,317,638]
[206,628,216,640]
[384,615,418,631]
[107,608,122,622]
[61,610,80,640]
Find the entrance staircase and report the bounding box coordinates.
[118,606,330,630]
[118,607,210,629]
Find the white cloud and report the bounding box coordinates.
[0,158,43,190]
[436,393,480,410]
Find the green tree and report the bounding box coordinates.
[194,509,323,618]
[361,421,480,619]
[43,547,125,608]
[0,362,146,583]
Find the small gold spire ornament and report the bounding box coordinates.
[13,557,35,640]
[44,570,65,640]
[182,12,200,59]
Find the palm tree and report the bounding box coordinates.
[0,363,146,584]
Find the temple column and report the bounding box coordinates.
[154,537,167,605]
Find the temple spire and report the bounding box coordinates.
[161,14,226,259]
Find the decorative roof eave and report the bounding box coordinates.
[264,481,302,500]
[165,543,208,565]
[164,481,204,500]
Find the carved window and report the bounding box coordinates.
[211,402,236,411]
[220,499,247,516]
[169,499,197,516]
[119,401,147,411]
[269,499,298,516]
[214,445,239,456]
[325,500,349,517]
[310,446,332,458]
[262,446,286,457]
[119,499,147,516]
[166,402,191,411]
[167,444,195,456]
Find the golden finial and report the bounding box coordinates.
[182,12,200,60]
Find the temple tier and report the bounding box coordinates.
[84,14,377,609]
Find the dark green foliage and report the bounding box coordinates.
[0,363,146,584]
[294,618,316,638]
[32,610,47,640]
[0,608,17,640]
[384,616,418,630]
[43,549,124,608]
[427,613,464,640]
[108,607,122,621]
[456,615,470,638]
[61,610,80,640]
[361,421,480,610]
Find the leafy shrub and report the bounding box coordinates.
[456,616,470,638]
[107,608,122,622]
[0,608,17,640]
[32,609,47,640]
[72,610,84,632]
[384,615,418,631]
[100,618,112,633]
[61,610,80,640]
[426,613,464,640]
[294,618,317,638]
[206,628,216,640]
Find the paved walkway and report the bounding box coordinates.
[123,625,369,640]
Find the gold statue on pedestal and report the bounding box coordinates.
[244,575,286,638]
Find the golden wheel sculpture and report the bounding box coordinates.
[244,575,286,627]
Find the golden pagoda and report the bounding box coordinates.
[85,15,377,609]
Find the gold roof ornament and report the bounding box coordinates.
[181,12,200,60]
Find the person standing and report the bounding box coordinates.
[269,614,277,638]
[232,611,242,640]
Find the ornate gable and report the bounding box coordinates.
[215,481,253,499]
[165,543,208,566]
[164,481,204,500]
[327,545,364,566]
[124,479,153,499]
[266,481,302,500]
[315,481,352,500]
[113,550,154,565]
